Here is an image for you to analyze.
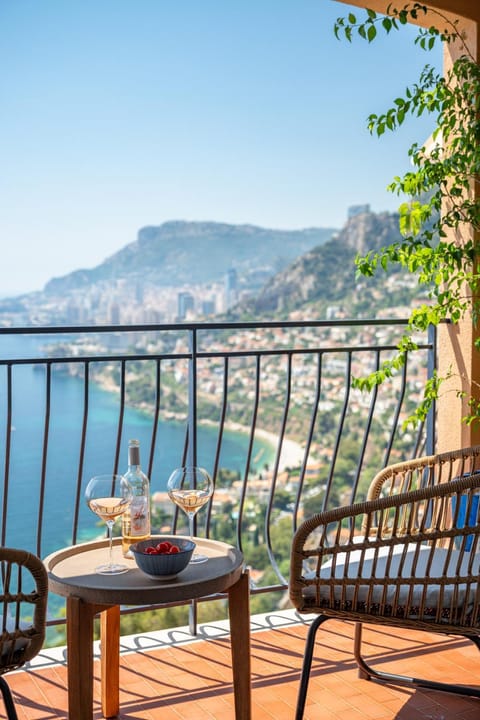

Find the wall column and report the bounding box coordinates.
[436,14,480,451]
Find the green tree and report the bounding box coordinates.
[217,468,241,488]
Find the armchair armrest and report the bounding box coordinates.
[290,473,480,632]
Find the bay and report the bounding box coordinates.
[0,333,274,559]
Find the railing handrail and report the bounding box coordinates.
[0,317,415,335]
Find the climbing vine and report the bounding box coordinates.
[335,3,480,427]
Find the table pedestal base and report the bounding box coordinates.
[66,571,251,719]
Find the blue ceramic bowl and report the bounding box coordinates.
[130,537,195,578]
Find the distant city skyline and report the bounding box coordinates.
[0,0,442,297]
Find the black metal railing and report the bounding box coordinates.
[0,319,435,629]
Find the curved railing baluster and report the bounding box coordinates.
[113,360,126,475]
[72,360,90,545]
[147,359,162,481]
[237,354,261,553]
[36,363,51,557]
[0,318,435,623]
[206,356,229,535]
[350,349,381,505]
[323,351,352,511]
[264,353,293,586]
[1,365,12,549]
[293,351,322,534]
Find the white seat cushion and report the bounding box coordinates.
[305,543,480,612]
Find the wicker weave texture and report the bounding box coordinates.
[289,445,480,635]
[0,548,48,674]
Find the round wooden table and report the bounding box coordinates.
[45,536,251,719]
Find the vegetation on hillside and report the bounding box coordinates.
[43,221,336,295]
[233,210,421,320]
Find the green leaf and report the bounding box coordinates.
[334,3,480,428]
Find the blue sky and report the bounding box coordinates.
[0,0,442,296]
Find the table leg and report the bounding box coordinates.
[66,596,97,720]
[228,570,251,720]
[100,605,121,718]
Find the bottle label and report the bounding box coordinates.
[129,497,149,536]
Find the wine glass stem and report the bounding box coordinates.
[187,512,195,542]
[106,520,114,568]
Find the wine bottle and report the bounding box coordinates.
[121,439,151,557]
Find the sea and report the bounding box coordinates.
[0,332,274,571]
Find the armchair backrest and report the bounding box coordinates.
[0,548,48,674]
[362,445,480,537]
[290,446,480,633]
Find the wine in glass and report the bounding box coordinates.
[85,474,133,575]
[167,466,213,564]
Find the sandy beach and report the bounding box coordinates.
[223,422,306,471]
[91,374,307,472]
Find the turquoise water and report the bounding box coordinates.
[0,334,274,558]
[0,333,274,630]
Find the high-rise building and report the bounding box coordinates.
[202,299,216,316]
[224,268,238,310]
[135,282,144,304]
[177,292,194,320]
[109,301,121,324]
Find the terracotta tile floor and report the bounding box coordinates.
[3,612,480,719]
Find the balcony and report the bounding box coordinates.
[8,611,480,719]
[0,319,478,718]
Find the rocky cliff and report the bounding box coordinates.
[236,210,406,317]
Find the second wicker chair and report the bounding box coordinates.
[290,445,480,719]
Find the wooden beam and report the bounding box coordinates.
[334,1,480,24]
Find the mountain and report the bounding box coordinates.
[0,213,417,328]
[234,210,415,318]
[43,221,337,295]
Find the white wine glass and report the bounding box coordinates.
[85,474,133,574]
[167,466,213,564]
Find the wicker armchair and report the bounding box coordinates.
[0,548,48,720]
[290,446,480,719]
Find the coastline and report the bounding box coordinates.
[220,421,306,472]
[257,427,306,470]
[90,378,307,472]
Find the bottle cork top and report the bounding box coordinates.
[128,439,141,466]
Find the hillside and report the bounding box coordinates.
[43,221,336,295]
[234,210,418,318]
[0,212,421,328]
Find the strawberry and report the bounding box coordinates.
[157,541,171,553]
[141,540,181,555]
